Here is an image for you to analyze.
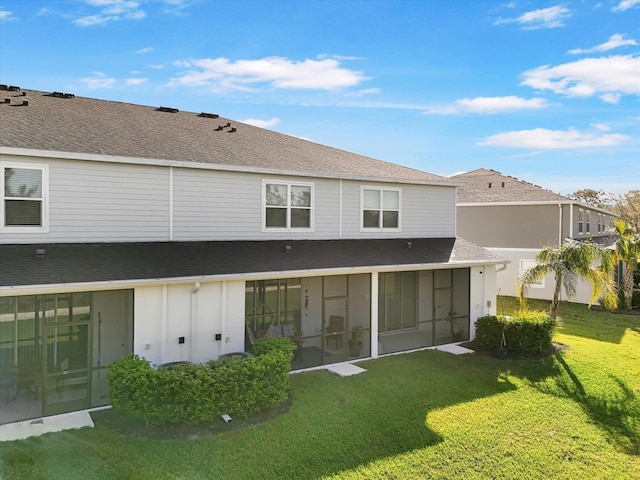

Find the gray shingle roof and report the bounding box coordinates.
[0,238,504,287]
[0,87,453,185]
[452,168,569,203]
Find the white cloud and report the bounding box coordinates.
[494,5,571,29]
[424,96,550,115]
[80,73,116,89]
[241,117,280,129]
[345,88,381,97]
[590,123,611,132]
[136,47,154,54]
[569,34,637,54]
[0,9,16,21]
[521,55,640,101]
[125,78,148,85]
[612,0,640,12]
[75,0,146,26]
[170,56,370,91]
[479,127,628,149]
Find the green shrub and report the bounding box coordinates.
[107,339,294,426]
[474,311,556,355]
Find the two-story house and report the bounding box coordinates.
[452,168,617,304]
[0,87,504,426]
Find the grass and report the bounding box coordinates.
[1,297,639,479]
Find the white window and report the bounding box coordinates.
[520,259,544,288]
[597,213,602,233]
[585,211,591,234]
[578,209,584,235]
[263,180,312,230]
[1,163,49,232]
[361,187,401,230]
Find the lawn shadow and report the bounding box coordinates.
[538,352,640,455]
[288,349,560,479]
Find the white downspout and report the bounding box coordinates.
[190,282,200,360]
[558,203,563,246]
[370,272,379,358]
[569,203,574,239]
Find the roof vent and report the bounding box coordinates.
[501,182,505,188]
[1,85,21,92]
[21,100,28,106]
[488,182,492,188]
[3,98,10,104]
[46,91,75,99]
[156,106,179,113]
[198,112,219,119]
[215,126,224,131]
[229,127,237,133]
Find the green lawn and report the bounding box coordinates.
[1,297,639,479]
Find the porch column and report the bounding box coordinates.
[370,272,379,358]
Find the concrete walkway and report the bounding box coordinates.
[0,410,95,442]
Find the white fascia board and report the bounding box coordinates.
[0,259,506,296]
[485,247,541,253]
[0,147,460,188]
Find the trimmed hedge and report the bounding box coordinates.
[475,311,556,355]
[107,337,294,426]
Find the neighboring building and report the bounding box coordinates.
[452,168,617,304]
[0,86,504,426]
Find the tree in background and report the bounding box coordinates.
[612,220,640,310]
[568,188,613,210]
[516,240,617,319]
[612,190,640,233]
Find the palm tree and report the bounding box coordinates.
[612,220,640,310]
[516,239,617,318]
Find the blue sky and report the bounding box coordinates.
[1,0,639,195]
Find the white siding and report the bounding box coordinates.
[1,155,170,244]
[340,181,455,238]
[2,154,457,244]
[172,170,340,240]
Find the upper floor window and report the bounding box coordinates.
[585,211,591,234]
[263,181,312,230]
[361,187,401,230]
[597,213,602,233]
[577,209,584,234]
[1,163,49,232]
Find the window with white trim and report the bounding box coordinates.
[578,209,584,234]
[361,187,401,230]
[263,181,312,230]
[1,163,48,231]
[585,210,591,234]
[520,259,544,288]
[597,213,602,233]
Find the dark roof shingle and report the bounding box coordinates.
[0,88,454,185]
[452,168,568,203]
[0,238,504,287]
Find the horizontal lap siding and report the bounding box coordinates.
[1,157,170,243]
[173,170,339,240]
[340,181,455,238]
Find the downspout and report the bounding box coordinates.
[370,272,379,358]
[339,179,343,239]
[558,203,563,246]
[190,282,200,360]
[169,166,174,241]
[569,203,574,239]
